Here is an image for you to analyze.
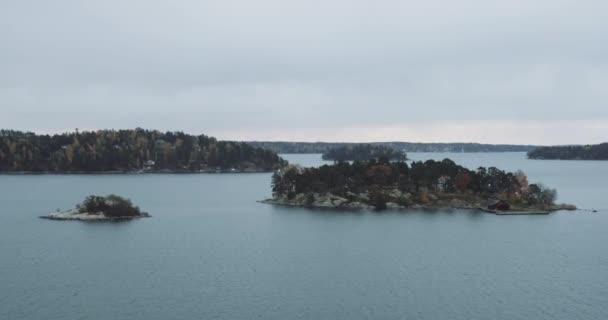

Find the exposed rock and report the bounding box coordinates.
[356,193,370,202]
[315,195,334,207]
[346,191,359,198]
[262,190,577,214]
[387,190,403,199]
[331,197,347,207]
[41,194,149,221]
[293,193,308,205]
[552,203,577,211]
[44,209,108,221]
[386,202,402,209]
[43,209,150,221]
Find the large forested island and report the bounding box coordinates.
[528,143,608,160]
[0,129,285,173]
[247,141,537,154]
[264,159,575,213]
[322,144,406,161]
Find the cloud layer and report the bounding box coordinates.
[1,0,607,144]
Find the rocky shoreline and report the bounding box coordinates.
[261,191,577,214]
[40,209,151,221]
[41,195,150,221]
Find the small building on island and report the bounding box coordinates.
[435,175,451,192]
[488,200,510,211]
[143,160,156,171]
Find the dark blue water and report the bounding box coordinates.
[1,153,607,320]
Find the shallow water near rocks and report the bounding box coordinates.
[1,153,607,320]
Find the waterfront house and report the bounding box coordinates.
[488,200,510,211]
[436,175,451,192]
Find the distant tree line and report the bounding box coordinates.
[272,158,556,207]
[322,144,406,161]
[528,143,608,160]
[0,129,286,172]
[247,141,538,154]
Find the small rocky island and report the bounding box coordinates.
[42,195,149,221]
[263,159,576,214]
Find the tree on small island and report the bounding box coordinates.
[268,158,573,213]
[78,195,144,218]
[43,194,148,220]
[322,144,406,161]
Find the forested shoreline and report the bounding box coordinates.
[247,141,538,154]
[528,143,608,160]
[322,144,406,161]
[0,129,286,173]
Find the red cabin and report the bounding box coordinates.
[488,200,510,211]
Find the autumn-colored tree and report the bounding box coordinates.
[267,157,558,210]
[418,191,430,204]
[454,171,472,192]
[366,164,392,186]
[515,170,529,193]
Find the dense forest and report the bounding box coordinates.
[272,158,557,209]
[322,144,407,161]
[528,143,608,160]
[0,129,286,172]
[248,141,538,154]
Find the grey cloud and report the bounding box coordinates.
[1,0,607,143]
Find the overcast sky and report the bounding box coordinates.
[1,0,607,144]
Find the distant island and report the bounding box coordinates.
[322,144,407,161]
[263,159,576,214]
[247,141,538,154]
[42,195,149,221]
[0,129,286,173]
[528,143,608,160]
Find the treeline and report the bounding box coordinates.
[272,159,556,206]
[528,143,608,160]
[322,144,406,161]
[0,129,286,172]
[247,141,537,154]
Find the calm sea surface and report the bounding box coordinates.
[1,153,607,320]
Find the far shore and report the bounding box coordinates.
[0,169,275,175]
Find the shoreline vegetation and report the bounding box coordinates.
[527,143,608,160]
[41,195,149,221]
[322,144,406,161]
[264,158,576,214]
[1,168,273,175]
[247,141,538,154]
[0,129,286,173]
